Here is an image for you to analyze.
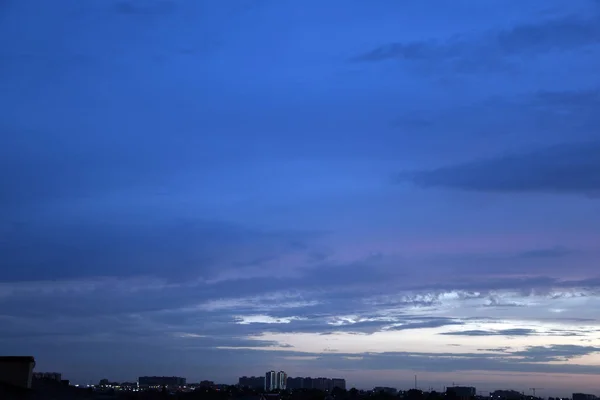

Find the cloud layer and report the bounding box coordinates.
[1,0,599,394]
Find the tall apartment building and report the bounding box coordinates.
[265,371,277,391]
[277,371,287,390]
[264,370,287,391]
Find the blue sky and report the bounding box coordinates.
[1,0,600,394]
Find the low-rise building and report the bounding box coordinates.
[374,387,398,395]
[33,372,62,382]
[573,394,597,400]
[491,390,523,399]
[447,386,476,400]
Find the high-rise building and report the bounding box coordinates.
[265,371,277,391]
[264,370,287,391]
[277,371,287,390]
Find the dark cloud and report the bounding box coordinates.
[0,218,323,282]
[391,87,600,142]
[533,89,600,109]
[353,14,600,73]
[5,265,598,322]
[400,141,600,196]
[509,344,600,362]
[478,346,512,352]
[546,329,590,337]
[494,15,600,54]
[387,319,465,331]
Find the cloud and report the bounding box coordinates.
[478,346,512,352]
[230,348,600,376]
[352,13,600,73]
[1,0,599,387]
[387,319,465,331]
[0,218,324,282]
[533,89,600,110]
[509,344,600,362]
[390,87,600,143]
[113,0,176,16]
[441,328,592,338]
[399,141,600,196]
[516,247,575,259]
[441,328,538,337]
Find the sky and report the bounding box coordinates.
[1,0,600,395]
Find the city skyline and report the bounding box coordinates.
[1,0,600,396]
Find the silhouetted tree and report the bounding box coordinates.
[406,389,424,400]
[427,391,442,400]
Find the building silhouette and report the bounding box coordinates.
[0,356,36,389]
[239,376,265,390]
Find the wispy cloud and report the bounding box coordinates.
[516,247,575,259]
[441,328,538,337]
[399,141,600,196]
[510,344,600,362]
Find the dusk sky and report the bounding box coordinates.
[1,0,600,395]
